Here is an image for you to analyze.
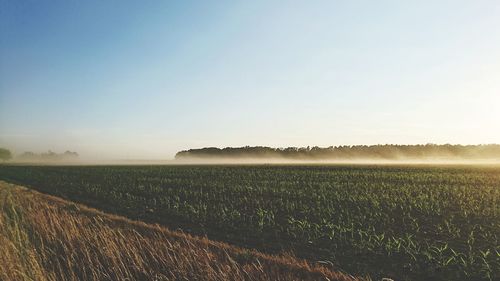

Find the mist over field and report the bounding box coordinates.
[5,144,500,165]
[173,157,500,166]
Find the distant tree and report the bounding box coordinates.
[16,150,79,162]
[63,151,79,159]
[0,148,12,162]
[20,151,36,158]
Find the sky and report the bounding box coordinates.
[1,0,500,160]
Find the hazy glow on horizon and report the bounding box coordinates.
[1,1,500,160]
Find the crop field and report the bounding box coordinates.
[0,164,498,281]
[1,181,355,281]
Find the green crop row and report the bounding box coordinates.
[0,164,498,281]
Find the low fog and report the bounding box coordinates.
[172,156,500,166]
[4,144,500,166]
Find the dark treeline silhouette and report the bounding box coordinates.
[176,144,500,160]
[0,148,12,162]
[17,150,79,162]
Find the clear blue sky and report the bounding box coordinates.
[1,0,500,160]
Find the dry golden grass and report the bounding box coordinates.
[0,181,363,281]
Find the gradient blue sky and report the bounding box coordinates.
[1,1,500,160]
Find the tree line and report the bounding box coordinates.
[0,148,79,162]
[0,148,12,162]
[175,144,500,160]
